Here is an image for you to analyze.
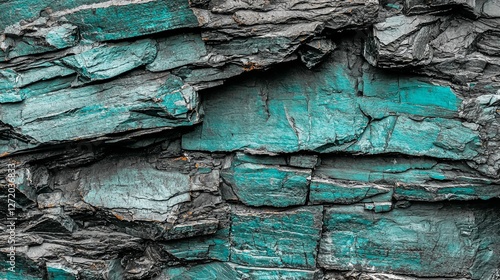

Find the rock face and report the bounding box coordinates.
[0,0,499,279]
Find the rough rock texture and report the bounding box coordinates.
[0,0,499,279]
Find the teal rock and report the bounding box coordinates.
[46,263,78,280]
[229,153,287,166]
[0,63,75,104]
[60,0,199,41]
[309,179,392,205]
[363,201,393,213]
[147,33,207,72]
[394,184,500,201]
[316,156,466,184]
[230,206,323,269]
[345,115,480,160]
[314,156,497,202]
[318,203,500,278]
[3,23,79,60]
[0,254,43,280]
[162,229,230,262]
[359,69,462,119]
[61,39,157,83]
[159,262,239,280]
[79,156,191,222]
[1,72,200,153]
[182,58,480,160]
[235,265,323,280]
[222,153,311,207]
[182,62,368,152]
[0,0,100,31]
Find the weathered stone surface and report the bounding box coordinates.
[221,153,311,207]
[61,39,157,83]
[1,0,500,279]
[234,265,323,280]
[147,33,207,72]
[2,21,79,60]
[0,0,199,42]
[0,72,200,154]
[319,202,500,279]
[158,262,239,280]
[230,205,323,269]
[309,179,392,205]
[314,155,500,202]
[182,44,484,166]
[162,229,230,262]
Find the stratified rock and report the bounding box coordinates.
[0,72,200,154]
[158,262,239,280]
[147,33,208,72]
[230,205,323,269]
[2,21,79,60]
[1,0,499,279]
[162,229,230,262]
[183,42,482,163]
[61,39,157,84]
[309,180,392,205]
[221,153,311,207]
[315,155,500,202]
[364,11,500,91]
[319,202,500,279]
[234,265,324,280]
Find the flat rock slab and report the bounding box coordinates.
[182,55,480,161]
[222,153,311,207]
[318,203,500,279]
[1,72,200,154]
[230,205,323,269]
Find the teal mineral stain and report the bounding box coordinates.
[318,204,490,276]
[230,206,323,269]
[309,180,391,204]
[62,0,199,41]
[46,267,77,280]
[234,266,321,279]
[162,262,239,280]
[1,72,200,152]
[61,39,157,82]
[183,60,478,160]
[147,33,207,72]
[222,160,310,207]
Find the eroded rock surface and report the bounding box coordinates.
[1,0,499,279]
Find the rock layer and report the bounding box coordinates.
[1,0,499,279]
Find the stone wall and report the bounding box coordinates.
[0,0,499,279]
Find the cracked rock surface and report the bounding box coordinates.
[0,0,499,279]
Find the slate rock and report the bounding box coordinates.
[230,205,323,269]
[319,202,500,278]
[221,153,311,207]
